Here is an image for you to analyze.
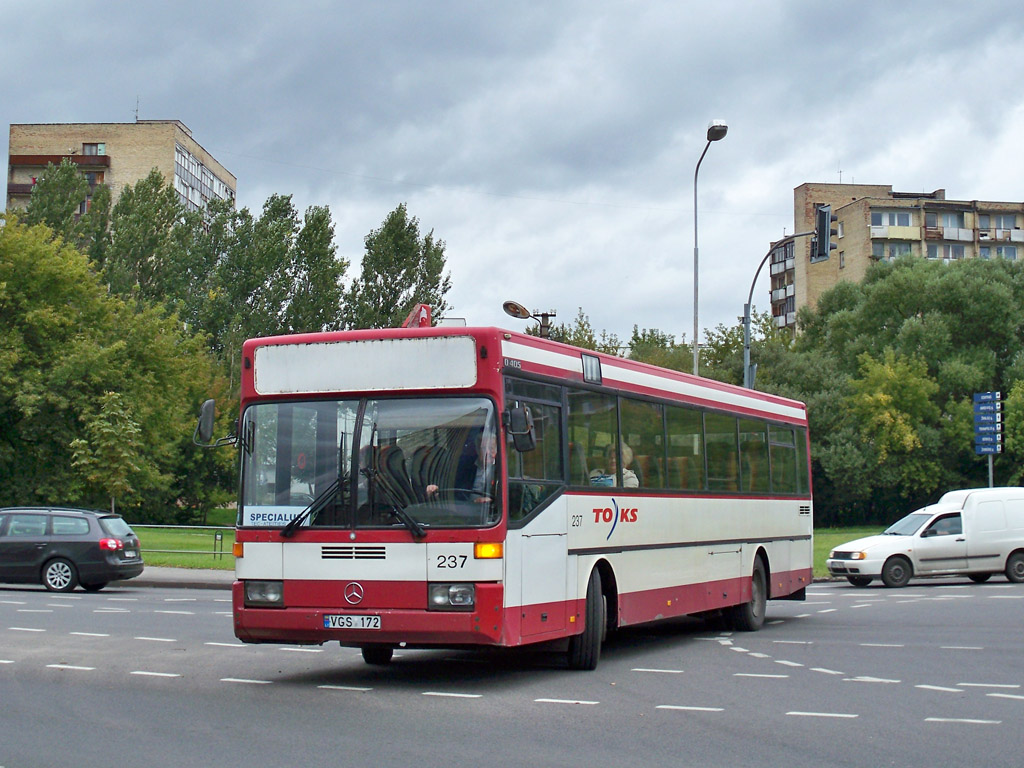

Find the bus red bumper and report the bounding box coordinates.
[232,581,506,647]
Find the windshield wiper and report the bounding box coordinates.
[361,466,426,540]
[280,480,339,538]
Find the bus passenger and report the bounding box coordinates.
[590,442,639,488]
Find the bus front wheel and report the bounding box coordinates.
[567,569,604,671]
[361,646,394,665]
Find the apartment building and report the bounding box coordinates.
[6,120,235,215]
[769,183,1024,331]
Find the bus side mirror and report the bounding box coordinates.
[196,399,216,445]
[505,403,536,453]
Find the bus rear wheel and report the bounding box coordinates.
[567,569,604,671]
[727,558,766,632]
[361,646,394,666]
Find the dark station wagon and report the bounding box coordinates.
[0,507,144,592]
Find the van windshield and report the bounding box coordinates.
[883,511,931,536]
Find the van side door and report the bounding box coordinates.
[915,513,968,573]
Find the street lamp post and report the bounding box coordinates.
[693,119,728,376]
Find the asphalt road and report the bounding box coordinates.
[1,578,1022,768]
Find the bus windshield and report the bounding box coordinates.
[239,397,499,530]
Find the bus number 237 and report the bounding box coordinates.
[437,555,468,568]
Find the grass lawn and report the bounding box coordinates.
[813,526,879,580]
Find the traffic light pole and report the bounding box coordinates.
[743,231,813,389]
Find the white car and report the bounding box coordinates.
[827,487,1024,587]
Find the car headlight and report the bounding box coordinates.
[851,552,866,560]
[244,580,284,607]
[829,549,836,558]
[428,583,475,611]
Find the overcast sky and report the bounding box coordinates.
[5,1,1024,345]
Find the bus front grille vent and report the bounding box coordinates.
[321,546,387,560]
[798,505,811,515]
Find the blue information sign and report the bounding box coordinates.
[973,391,1001,403]
[974,392,1002,456]
[976,444,1002,455]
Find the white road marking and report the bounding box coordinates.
[93,609,129,614]
[773,640,811,645]
[844,676,900,684]
[16,609,52,613]
[941,646,983,650]
[164,598,197,602]
[8,627,45,632]
[775,660,804,667]
[632,668,683,674]
[0,600,27,605]
[925,717,1000,724]
[280,647,323,653]
[221,677,271,685]
[767,620,784,625]
[851,604,873,609]
[215,612,233,616]
[46,604,74,609]
[155,610,195,615]
[730,647,749,653]
[916,684,963,693]
[657,705,723,712]
[817,608,837,614]
[748,653,771,659]
[987,693,1024,701]
[205,642,246,648]
[958,683,1020,689]
[795,613,812,618]
[107,597,137,602]
[422,691,482,698]
[318,685,372,692]
[135,636,177,643]
[988,595,1024,599]
[47,664,94,671]
[70,632,109,637]
[734,673,788,679]
[861,643,903,648]
[811,668,845,675]
[787,711,858,719]
[535,698,599,705]
[131,671,182,678]
[0,660,14,664]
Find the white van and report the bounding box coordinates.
[826,487,1024,587]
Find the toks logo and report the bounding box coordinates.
[594,499,638,541]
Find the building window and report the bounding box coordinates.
[995,214,1017,230]
[998,245,1018,261]
[980,246,991,259]
[871,211,911,227]
[82,143,106,156]
[927,244,964,260]
[978,214,990,230]
[839,251,845,269]
[837,221,844,238]
[874,241,911,261]
[942,212,964,228]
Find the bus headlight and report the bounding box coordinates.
[244,580,284,607]
[428,583,475,611]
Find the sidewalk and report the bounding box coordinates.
[131,565,235,590]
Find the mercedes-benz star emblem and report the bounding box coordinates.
[343,582,365,605]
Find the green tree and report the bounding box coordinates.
[343,203,452,329]
[70,391,145,513]
[23,159,89,243]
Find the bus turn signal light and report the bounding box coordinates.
[233,541,244,558]
[474,542,503,559]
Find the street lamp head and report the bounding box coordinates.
[502,300,533,320]
[706,120,728,142]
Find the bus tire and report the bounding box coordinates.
[728,557,766,632]
[567,569,604,671]
[361,646,394,666]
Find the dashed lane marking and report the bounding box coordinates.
[987,693,1024,701]
[735,673,788,679]
[657,705,723,712]
[925,717,1000,725]
[959,683,1020,689]
[47,664,94,671]
[280,647,323,653]
[861,643,903,648]
[787,711,858,719]
[915,685,963,693]
[154,610,195,616]
[70,632,109,637]
[221,677,271,685]
[135,636,177,643]
[632,668,683,674]
[205,642,247,648]
[535,698,599,705]
[422,692,482,698]
[8,627,45,632]
[844,676,901,684]
[131,671,182,678]
[941,646,983,650]
[811,668,845,675]
[318,685,372,692]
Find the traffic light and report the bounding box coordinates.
[811,204,837,262]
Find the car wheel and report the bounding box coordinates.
[82,582,108,592]
[846,576,872,587]
[968,573,992,584]
[361,646,394,666]
[567,568,605,670]
[42,558,78,592]
[1005,552,1024,583]
[881,556,912,588]
[728,557,767,631]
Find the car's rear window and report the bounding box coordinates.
[98,516,134,537]
[52,516,91,535]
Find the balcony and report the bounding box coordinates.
[9,154,111,169]
[870,225,920,240]
[6,183,34,196]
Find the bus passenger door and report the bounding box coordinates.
[519,532,567,637]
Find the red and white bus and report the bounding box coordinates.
[215,325,812,669]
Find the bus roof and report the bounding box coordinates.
[242,326,807,425]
